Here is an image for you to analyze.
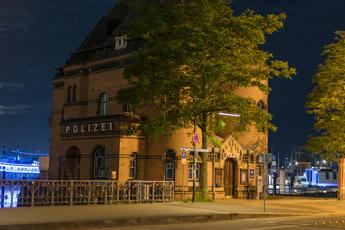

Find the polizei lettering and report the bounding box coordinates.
[65,122,114,134]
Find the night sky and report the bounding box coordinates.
[0,0,343,161]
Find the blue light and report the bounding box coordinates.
[0,162,40,174]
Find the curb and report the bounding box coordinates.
[0,213,299,230]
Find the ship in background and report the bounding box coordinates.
[0,144,49,180]
[0,144,50,208]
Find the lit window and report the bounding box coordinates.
[129,153,137,179]
[99,94,109,116]
[166,163,174,180]
[93,146,108,179]
[115,35,127,50]
[188,163,200,180]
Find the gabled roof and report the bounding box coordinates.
[60,3,142,69]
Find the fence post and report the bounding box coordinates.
[128,181,131,204]
[105,184,108,205]
[70,181,74,206]
[31,182,35,207]
[162,182,165,203]
[88,182,91,205]
[52,182,55,206]
[117,182,120,203]
[152,182,155,203]
[111,181,114,204]
[139,182,142,203]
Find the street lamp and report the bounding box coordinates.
[218,112,240,117]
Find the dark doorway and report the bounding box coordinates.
[63,146,81,180]
[224,158,236,197]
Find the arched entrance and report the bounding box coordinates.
[224,158,237,197]
[63,146,81,180]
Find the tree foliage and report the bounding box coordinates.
[116,0,295,195]
[305,31,345,161]
[117,0,294,139]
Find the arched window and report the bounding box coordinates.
[67,86,71,102]
[129,153,137,179]
[93,146,108,179]
[72,85,77,102]
[165,149,175,180]
[166,149,175,160]
[99,94,109,116]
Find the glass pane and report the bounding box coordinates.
[167,169,173,179]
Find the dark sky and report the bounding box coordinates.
[0,1,344,160]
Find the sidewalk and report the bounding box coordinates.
[0,197,344,230]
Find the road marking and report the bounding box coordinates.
[242,225,298,230]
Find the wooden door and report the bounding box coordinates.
[224,159,236,197]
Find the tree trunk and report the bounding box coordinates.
[338,156,345,200]
[201,114,208,198]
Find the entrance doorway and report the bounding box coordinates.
[224,158,236,197]
[62,146,81,180]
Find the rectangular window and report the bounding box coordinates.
[215,169,222,186]
[129,158,136,179]
[188,163,200,180]
[165,163,174,180]
[240,170,247,185]
[325,172,329,180]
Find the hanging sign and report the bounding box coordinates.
[193,133,198,144]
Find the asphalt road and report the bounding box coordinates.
[84,216,345,230]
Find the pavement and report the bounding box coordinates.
[1,196,345,230]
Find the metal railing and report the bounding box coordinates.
[0,180,174,208]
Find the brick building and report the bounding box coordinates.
[49,4,268,199]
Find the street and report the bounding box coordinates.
[86,216,345,230]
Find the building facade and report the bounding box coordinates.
[49,4,268,199]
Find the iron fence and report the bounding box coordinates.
[0,180,174,208]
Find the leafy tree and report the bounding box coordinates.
[116,0,295,196]
[305,31,345,161]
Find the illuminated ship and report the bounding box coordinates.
[0,145,49,208]
[0,145,48,179]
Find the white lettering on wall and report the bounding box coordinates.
[101,123,106,131]
[224,152,239,159]
[65,122,114,134]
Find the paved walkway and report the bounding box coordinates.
[1,197,345,230]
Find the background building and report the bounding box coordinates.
[49,4,268,199]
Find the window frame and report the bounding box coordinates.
[99,93,109,116]
[188,163,201,180]
[129,153,137,179]
[165,162,175,180]
[93,146,108,179]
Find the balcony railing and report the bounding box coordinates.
[0,180,174,208]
